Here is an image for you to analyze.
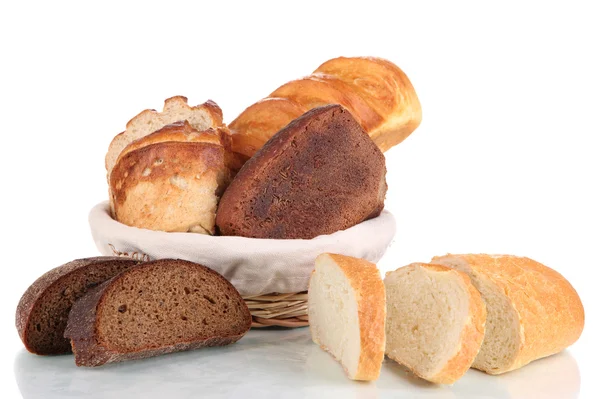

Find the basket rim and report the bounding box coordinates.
[90,201,395,246]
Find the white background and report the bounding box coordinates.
[1,1,599,398]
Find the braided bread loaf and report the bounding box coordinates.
[229,56,422,160]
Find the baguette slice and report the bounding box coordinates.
[308,253,385,381]
[432,254,585,374]
[64,259,252,367]
[16,257,141,355]
[385,263,486,384]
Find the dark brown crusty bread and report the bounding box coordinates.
[64,259,252,367]
[216,104,387,239]
[16,257,140,355]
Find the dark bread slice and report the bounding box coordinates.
[216,104,387,239]
[64,259,252,367]
[16,257,140,355]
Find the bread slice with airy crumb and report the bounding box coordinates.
[105,96,224,177]
[385,263,486,384]
[308,253,385,381]
[432,254,585,375]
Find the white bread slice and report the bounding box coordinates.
[385,263,486,384]
[432,254,585,375]
[105,96,224,176]
[308,253,385,381]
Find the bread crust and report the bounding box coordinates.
[432,254,585,374]
[229,56,421,159]
[64,259,252,367]
[106,96,224,176]
[110,121,232,234]
[16,257,140,355]
[217,104,387,239]
[384,263,486,384]
[325,254,386,381]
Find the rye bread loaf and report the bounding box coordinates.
[432,254,585,375]
[16,257,140,355]
[216,104,387,239]
[64,259,252,367]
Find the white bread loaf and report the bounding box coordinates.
[110,121,231,234]
[106,96,224,177]
[385,263,486,384]
[308,253,385,381]
[432,254,585,375]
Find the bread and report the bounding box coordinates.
[384,263,486,384]
[432,254,585,375]
[308,253,385,381]
[105,96,224,177]
[64,259,252,367]
[229,56,422,161]
[110,121,232,234]
[216,104,387,239]
[15,257,140,355]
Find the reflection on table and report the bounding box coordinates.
[14,328,580,399]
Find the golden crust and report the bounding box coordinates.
[432,254,585,375]
[110,132,230,234]
[427,264,486,384]
[115,121,222,168]
[325,253,385,381]
[125,96,223,131]
[106,96,224,176]
[385,263,486,385]
[228,56,421,161]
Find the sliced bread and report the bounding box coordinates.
[384,263,486,384]
[16,257,140,355]
[308,253,385,381]
[64,259,252,366]
[432,254,585,374]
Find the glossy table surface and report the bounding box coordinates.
[14,327,580,399]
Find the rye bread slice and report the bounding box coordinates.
[16,257,141,355]
[216,104,387,239]
[64,259,252,367]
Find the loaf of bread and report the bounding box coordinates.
[385,263,486,384]
[16,257,140,355]
[106,96,224,177]
[64,259,252,367]
[216,104,387,239]
[229,56,422,161]
[308,254,385,381]
[110,120,232,234]
[432,254,584,375]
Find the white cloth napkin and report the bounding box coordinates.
[89,201,396,296]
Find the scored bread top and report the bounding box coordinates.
[216,104,387,239]
[106,96,224,176]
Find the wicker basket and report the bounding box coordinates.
[90,201,396,328]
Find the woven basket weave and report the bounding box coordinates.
[109,245,309,328]
[91,202,396,328]
[243,292,309,328]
